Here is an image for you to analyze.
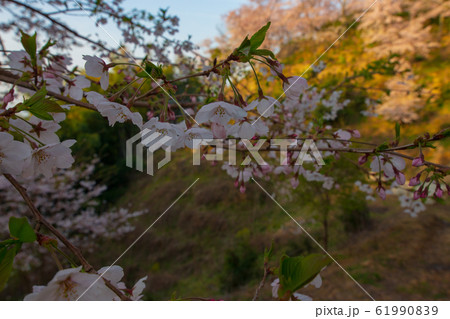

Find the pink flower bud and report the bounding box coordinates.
[420,187,429,198]
[395,171,405,185]
[434,186,443,198]
[168,109,176,121]
[291,177,299,189]
[412,154,425,167]
[351,130,361,138]
[3,88,14,105]
[377,185,386,200]
[239,184,246,193]
[413,191,421,200]
[358,154,368,165]
[408,173,421,186]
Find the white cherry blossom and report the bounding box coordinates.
[86,92,143,128]
[23,140,76,178]
[245,96,280,118]
[8,51,33,75]
[228,120,268,139]
[195,101,247,126]
[24,267,117,301]
[370,154,406,184]
[181,127,213,148]
[9,117,61,145]
[0,132,32,175]
[83,55,110,90]
[65,76,91,100]
[142,117,185,150]
[283,76,308,100]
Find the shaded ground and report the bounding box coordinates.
[2,152,449,300]
[93,154,449,301]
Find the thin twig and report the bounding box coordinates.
[252,262,270,301]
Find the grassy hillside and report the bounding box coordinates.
[80,152,449,301]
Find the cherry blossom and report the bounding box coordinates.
[245,96,280,117]
[22,140,76,178]
[181,127,214,148]
[83,55,110,90]
[98,266,147,301]
[195,101,247,126]
[86,92,143,128]
[142,117,185,150]
[24,267,117,301]
[370,154,406,185]
[65,76,91,100]
[0,132,32,176]
[283,76,308,100]
[211,122,227,139]
[9,117,61,145]
[228,120,268,139]
[8,51,33,75]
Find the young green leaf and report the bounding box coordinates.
[249,22,271,51]
[31,99,65,114]
[253,49,276,59]
[395,122,401,144]
[278,253,331,296]
[0,247,17,291]
[20,31,37,65]
[9,217,37,243]
[29,109,54,121]
[23,86,47,108]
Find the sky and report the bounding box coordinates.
[0,0,248,66]
[126,0,247,43]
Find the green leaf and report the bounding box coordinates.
[237,36,250,51]
[0,247,17,291]
[376,142,389,152]
[264,242,274,262]
[253,49,275,59]
[22,86,64,120]
[29,109,54,121]
[39,39,56,57]
[23,86,47,108]
[249,22,271,51]
[0,239,19,249]
[32,99,65,114]
[20,31,37,65]
[279,253,331,296]
[395,123,400,143]
[137,61,164,79]
[9,217,36,243]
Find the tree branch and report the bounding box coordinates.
[3,173,130,301]
[0,68,96,111]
